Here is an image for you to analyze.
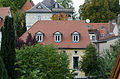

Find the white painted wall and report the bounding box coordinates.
[26,13,53,30]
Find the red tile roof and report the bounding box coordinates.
[0,7,10,28]
[21,0,34,12]
[20,20,90,48]
[87,23,115,40]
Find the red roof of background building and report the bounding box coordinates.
[21,0,34,12]
[20,20,90,48]
[0,7,10,28]
[87,22,115,40]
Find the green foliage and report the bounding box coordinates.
[0,0,28,12]
[0,56,9,79]
[16,44,74,79]
[1,16,16,79]
[80,0,120,23]
[14,10,26,37]
[80,44,99,76]
[56,0,73,8]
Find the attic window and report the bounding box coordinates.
[54,32,62,43]
[36,32,43,42]
[0,16,3,22]
[102,26,104,29]
[55,3,58,8]
[37,6,42,9]
[72,32,80,43]
[88,25,91,28]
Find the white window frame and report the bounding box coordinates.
[36,32,43,42]
[54,32,61,43]
[72,32,80,43]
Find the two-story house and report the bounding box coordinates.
[20,20,90,79]
[0,7,12,48]
[25,0,74,30]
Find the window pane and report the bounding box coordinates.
[73,57,79,69]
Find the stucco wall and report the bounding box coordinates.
[99,38,119,54]
[59,49,86,78]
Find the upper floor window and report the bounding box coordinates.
[101,34,104,38]
[102,26,105,29]
[36,32,43,42]
[72,32,80,43]
[55,3,58,8]
[54,32,62,43]
[0,16,3,22]
[87,25,91,28]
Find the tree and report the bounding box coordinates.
[56,0,73,8]
[14,10,26,37]
[80,44,99,76]
[0,56,9,79]
[51,13,69,20]
[80,0,117,23]
[15,44,74,79]
[25,33,37,46]
[1,16,16,79]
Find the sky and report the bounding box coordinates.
[32,0,85,13]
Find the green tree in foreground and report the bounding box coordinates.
[0,56,9,79]
[80,44,99,77]
[16,44,74,79]
[1,16,16,79]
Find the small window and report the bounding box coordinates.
[101,34,104,38]
[63,50,66,53]
[87,25,91,28]
[55,3,58,8]
[54,32,62,43]
[74,73,78,76]
[38,16,41,20]
[72,32,80,43]
[74,51,78,55]
[92,36,96,41]
[37,6,42,9]
[36,32,43,42]
[102,26,104,29]
[73,57,79,70]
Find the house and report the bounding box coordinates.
[25,0,74,30]
[110,50,120,79]
[87,21,119,54]
[20,20,90,79]
[21,0,34,12]
[0,7,12,48]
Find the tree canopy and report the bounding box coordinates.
[15,44,74,79]
[80,0,120,23]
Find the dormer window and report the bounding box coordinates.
[102,26,104,29]
[54,32,61,43]
[36,32,43,42]
[0,16,3,22]
[55,3,58,8]
[72,32,80,43]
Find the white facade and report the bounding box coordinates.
[26,13,53,30]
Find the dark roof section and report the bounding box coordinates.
[26,2,52,13]
[26,0,73,13]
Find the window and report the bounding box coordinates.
[72,32,80,43]
[63,50,66,53]
[36,32,43,42]
[73,57,79,70]
[55,3,58,8]
[74,51,78,55]
[38,16,41,20]
[54,32,62,43]
[92,36,96,41]
[87,25,91,28]
[102,26,104,29]
[101,34,104,38]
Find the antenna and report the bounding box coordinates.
[86,19,90,23]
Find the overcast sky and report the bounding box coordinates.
[32,0,85,13]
